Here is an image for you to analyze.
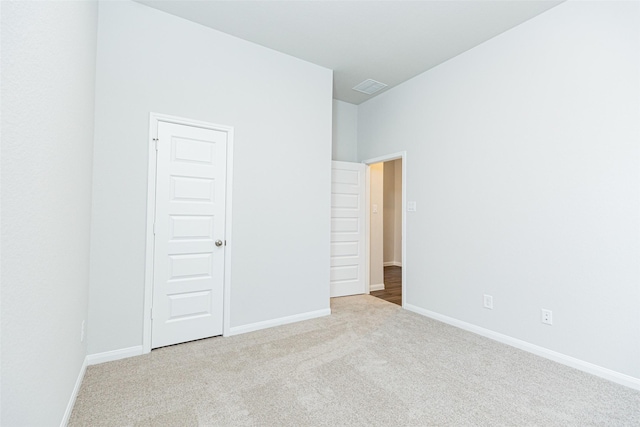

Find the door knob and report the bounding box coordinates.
[215,240,223,247]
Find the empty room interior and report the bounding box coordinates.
[2,0,640,425]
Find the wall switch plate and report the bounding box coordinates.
[483,294,493,310]
[372,204,378,214]
[541,309,553,325]
[407,201,417,212]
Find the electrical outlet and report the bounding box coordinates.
[541,309,553,325]
[81,320,86,343]
[483,294,493,310]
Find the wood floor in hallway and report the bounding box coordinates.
[371,266,401,305]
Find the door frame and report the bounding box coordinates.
[143,112,234,354]
[362,151,407,307]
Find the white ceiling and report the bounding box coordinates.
[135,0,563,105]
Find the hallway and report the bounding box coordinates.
[371,266,401,305]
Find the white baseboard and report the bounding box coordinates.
[227,308,331,336]
[383,261,402,267]
[60,356,87,427]
[370,283,385,291]
[87,345,143,366]
[404,304,640,391]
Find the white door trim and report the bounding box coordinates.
[143,112,234,354]
[362,151,407,307]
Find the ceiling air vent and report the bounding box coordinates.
[352,79,387,95]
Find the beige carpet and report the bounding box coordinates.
[70,295,640,426]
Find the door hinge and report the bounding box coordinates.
[153,138,158,151]
[225,240,227,246]
[153,222,156,235]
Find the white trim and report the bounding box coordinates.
[142,115,158,355]
[143,113,234,352]
[87,346,144,366]
[222,128,234,337]
[362,151,406,166]
[60,356,87,427]
[383,261,402,267]
[364,165,371,295]
[327,156,334,303]
[404,304,640,391]
[227,308,331,336]
[370,283,385,291]
[400,154,407,308]
[363,152,407,307]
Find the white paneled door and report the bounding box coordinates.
[152,121,227,348]
[330,161,366,297]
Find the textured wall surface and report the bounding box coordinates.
[332,99,358,162]
[359,1,640,379]
[88,1,333,354]
[1,1,98,424]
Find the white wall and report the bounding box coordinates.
[369,163,384,288]
[358,1,640,379]
[332,99,358,162]
[1,1,98,424]
[88,1,332,354]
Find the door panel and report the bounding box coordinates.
[330,161,366,297]
[152,121,226,348]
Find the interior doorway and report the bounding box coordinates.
[364,152,406,307]
[372,264,402,306]
[143,113,234,354]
